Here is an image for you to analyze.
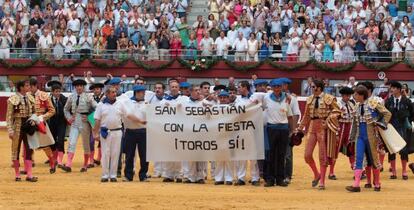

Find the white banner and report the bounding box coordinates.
[146,103,264,161]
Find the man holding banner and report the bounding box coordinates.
[214,90,235,185]
[122,85,149,182]
[162,81,186,183]
[147,82,167,178]
[146,82,264,185]
[235,81,260,186]
[181,84,207,184]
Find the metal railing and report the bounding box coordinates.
[3,47,412,63]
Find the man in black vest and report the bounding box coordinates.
[385,81,414,180]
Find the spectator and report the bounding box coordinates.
[208,0,220,21]
[247,32,258,61]
[67,12,81,36]
[13,30,23,58]
[148,33,159,60]
[29,11,44,28]
[303,76,313,96]
[170,31,182,59]
[342,32,355,62]
[195,21,206,49]
[233,32,248,61]
[365,32,380,62]
[214,31,230,59]
[25,26,39,58]
[63,29,77,59]
[117,31,129,59]
[79,30,93,59]
[0,30,11,59]
[174,0,188,18]
[322,33,334,62]
[136,40,146,60]
[38,28,53,58]
[333,34,343,62]
[186,32,198,60]
[158,30,170,60]
[177,16,190,47]
[93,29,105,58]
[299,33,311,62]
[53,30,65,60]
[286,32,300,62]
[405,30,414,63]
[258,34,270,61]
[144,13,159,33]
[106,29,118,59]
[271,32,282,61]
[200,31,214,57]
[392,32,404,61]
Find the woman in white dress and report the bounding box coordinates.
[247,32,258,61]
[313,39,323,61]
[334,34,343,62]
[299,33,311,62]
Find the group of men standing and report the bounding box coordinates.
[6,75,414,192]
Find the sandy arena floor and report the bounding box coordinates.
[0,129,413,210]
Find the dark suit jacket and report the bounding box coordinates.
[48,94,68,126]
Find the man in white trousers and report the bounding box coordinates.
[181,84,206,184]
[234,81,260,186]
[62,79,97,173]
[162,81,187,182]
[93,87,126,182]
[147,82,167,178]
[214,90,235,185]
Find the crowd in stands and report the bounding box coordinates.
[1,0,414,62]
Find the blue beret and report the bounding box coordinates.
[108,77,122,85]
[179,82,191,88]
[270,79,283,87]
[279,77,292,85]
[132,85,146,92]
[218,90,230,97]
[254,79,268,86]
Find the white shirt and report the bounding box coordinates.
[144,19,159,33]
[121,99,146,129]
[63,35,77,53]
[38,34,53,49]
[94,100,125,130]
[214,37,230,56]
[405,36,414,51]
[67,18,81,32]
[263,93,293,124]
[287,37,300,54]
[233,37,248,52]
[79,36,93,49]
